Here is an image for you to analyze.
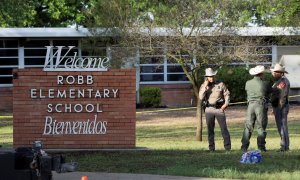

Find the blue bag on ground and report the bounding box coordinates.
[240,150,261,164]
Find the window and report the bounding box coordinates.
[223,46,272,65]
[53,40,78,46]
[0,39,81,86]
[0,40,18,86]
[166,54,189,82]
[140,54,164,82]
[24,41,49,67]
[0,68,13,84]
[167,65,188,81]
[139,48,189,84]
[23,40,80,68]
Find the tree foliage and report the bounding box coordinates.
[254,0,300,27]
[1,0,299,28]
[85,0,275,141]
[0,0,92,27]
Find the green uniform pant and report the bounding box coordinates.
[241,100,268,150]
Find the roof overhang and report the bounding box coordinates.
[0,28,89,38]
[0,27,299,38]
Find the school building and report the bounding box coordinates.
[1,27,300,112]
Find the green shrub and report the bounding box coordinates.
[140,87,161,107]
[216,67,251,103]
[215,66,273,103]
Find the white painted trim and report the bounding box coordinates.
[1,27,299,38]
[136,48,140,104]
[163,47,168,82]
[0,28,89,37]
[140,81,190,85]
[0,84,13,87]
[272,45,278,65]
[18,47,24,69]
[0,65,18,68]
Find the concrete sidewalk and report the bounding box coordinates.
[53,172,226,180]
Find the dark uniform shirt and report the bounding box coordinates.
[271,76,290,108]
[245,76,270,102]
[199,80,230,106]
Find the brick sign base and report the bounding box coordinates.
[13,69,136,149]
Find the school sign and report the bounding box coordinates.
[13,46,136,149]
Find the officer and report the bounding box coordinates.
[199,68,231,152]
[241,65,270,152]
[270,63,290,152]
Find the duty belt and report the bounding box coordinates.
[248,99,266,104]
[206,104,222,109]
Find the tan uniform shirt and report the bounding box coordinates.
[199,81,230,106]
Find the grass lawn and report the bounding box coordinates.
[0,115,13,147]
[1,105,300,179]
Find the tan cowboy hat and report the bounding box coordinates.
[205,68,217,76]
[249,65,265,75]
[270,63,288,74]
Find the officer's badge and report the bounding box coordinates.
[277,82,286,89]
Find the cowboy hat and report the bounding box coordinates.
[249,65,265,75]
[270,63,288,74]
[205,68,217,76]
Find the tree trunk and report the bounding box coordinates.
[195,98,203,141]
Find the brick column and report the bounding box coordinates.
[13,68,136,149]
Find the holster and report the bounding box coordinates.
[215,99,225,109]
[202,100,207,112]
